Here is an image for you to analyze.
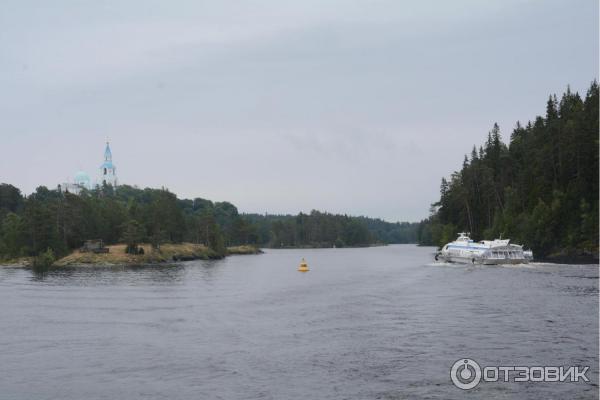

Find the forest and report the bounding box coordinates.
[0,183,418,262]
[418,81,599,260]
[244,212,419,248]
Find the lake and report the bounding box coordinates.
[0,245,597,399]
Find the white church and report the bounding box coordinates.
[59,142,118,194]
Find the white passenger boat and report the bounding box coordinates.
[435,233,532,264]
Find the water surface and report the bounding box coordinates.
[0,245,597,399]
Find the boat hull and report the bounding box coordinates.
[436,254,529,265]
[480,258,529,265]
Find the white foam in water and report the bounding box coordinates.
[426,261,554,269]
[425,261,463,268]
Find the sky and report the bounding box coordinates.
[0,0,597,222]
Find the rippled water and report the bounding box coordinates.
[0,245,597,399]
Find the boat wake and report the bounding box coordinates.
[425,261,466,268]
[426,261,546,269]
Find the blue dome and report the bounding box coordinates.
[74,171,91,186]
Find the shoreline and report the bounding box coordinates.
[540,252,599,265]
[0,243,262,268]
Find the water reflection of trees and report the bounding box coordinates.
[29,264,188,285]
[27,260,228,285]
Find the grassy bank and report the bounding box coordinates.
[226,245,263,255]
[53,243,222,266]
[1,243,263,267]
[0,257,32,267]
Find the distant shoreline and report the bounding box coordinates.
[264,242,392,250]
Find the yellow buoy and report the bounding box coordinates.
[298,258,309,272]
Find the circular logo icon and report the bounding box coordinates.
[450,358,482,390]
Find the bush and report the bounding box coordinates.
[33,248,55,269]
[125,244,144,255]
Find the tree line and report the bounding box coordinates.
[0,184,234,260]
[0,183,419,261]
[418,81,599,259]
[244,212,419,248]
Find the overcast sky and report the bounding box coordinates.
[0,0,597,221]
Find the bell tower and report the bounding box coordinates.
[99,141,117,187]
